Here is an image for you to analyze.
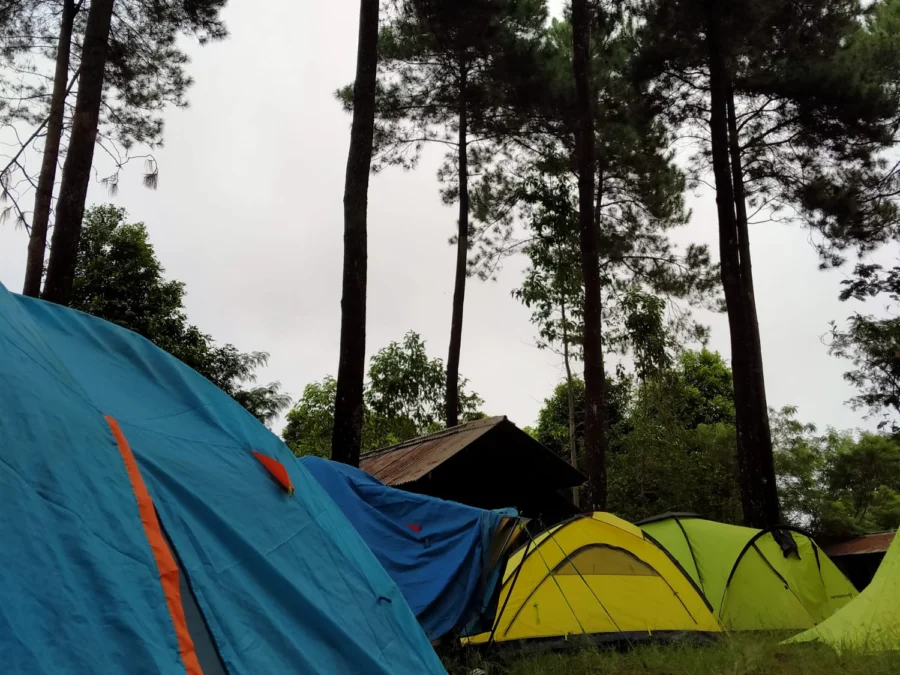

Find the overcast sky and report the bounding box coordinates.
[0,0,894,435]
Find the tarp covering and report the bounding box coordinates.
[0,282,444,675]
[786,531,900,652]
[301,456,517,640]
[465,513,721,645]
[640,515,857,631]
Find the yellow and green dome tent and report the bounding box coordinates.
[785,531,900,652]
[639,514,857,631]
[464,513,721,646]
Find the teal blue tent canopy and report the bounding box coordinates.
[0,282,444,675]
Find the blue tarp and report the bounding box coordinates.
[0,282,444,675]
[302,457,516,640]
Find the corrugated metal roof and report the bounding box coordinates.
[359,416,507,486]
[822,531,896,557]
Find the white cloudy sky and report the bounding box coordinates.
[0,0,894,435]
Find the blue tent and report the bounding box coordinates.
[0,282,444,675]
[301,457,519,640]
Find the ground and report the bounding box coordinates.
[445,634,900,675]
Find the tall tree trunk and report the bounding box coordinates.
[705,0,779,528]
[41,0,114,305]
[331,0,379,467]
[572,0,607,510]
[726,80,779,527]
[22,0,77,297]
[445,65,468,428]
[561,295,579,508]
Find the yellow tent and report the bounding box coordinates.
[786,532,900,652]
[465,513,721,646]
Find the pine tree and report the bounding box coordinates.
[22,0,76,297]
[570,0,607,507]
[635,0,900,527]
[331,0,379,467]
[340,0,547,427]
[30,0,227,305]
[41,0,116,304]
[481,9,719,507]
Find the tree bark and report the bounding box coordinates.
[41,0,114,305]
[561,295,579,508]
[22,0,77,297]
[705,0,779,528]
[572,0,607,510]
[331,0,379,467]
[445,64,469,428]
[726,79,779,527]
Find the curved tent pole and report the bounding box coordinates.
[484,517,528,583]
[634,512,702,526]
[473,516,529,631]
[496,519,589,640]
[643,529,715,615]
[721,525,816,592]
[672,516,704,591]
[719,526,822,624]
[530,529,590,637]
[486,533,533,648]
[543,523,633,647]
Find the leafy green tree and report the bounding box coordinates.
[771,405,824,528]
[533,349,737,520]
[608,420,742,525]
[70,205,289,425]
[284,332,483,458]
[201,347,290,427]
[828,432,900,524]
[367,331,482,431]
[341,0,546,427]
[283,376,419,460]
[283,377,340,459]
[774,406,900,538]
[828,262,900,432]
[534,375,631,462]
[676,349,736,429]
[72,204,205,356]
[621,350,735,433]
[606,351,742,523]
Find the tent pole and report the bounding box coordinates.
[486,532,533,648]
[673,516,704,590]
[484,517,526,590]
[524,526,590,637]
[543,525,633,647]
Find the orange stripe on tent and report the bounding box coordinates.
[105,416,204,675]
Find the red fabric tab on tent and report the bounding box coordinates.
[252,451,294,496]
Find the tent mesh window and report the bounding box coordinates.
[553,545,660,577]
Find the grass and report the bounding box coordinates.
[444,634,900,675]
